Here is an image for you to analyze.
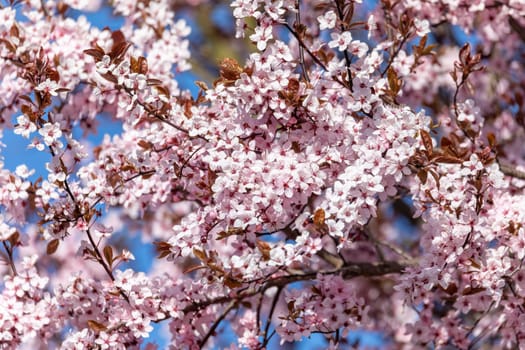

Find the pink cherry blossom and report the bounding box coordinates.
[35,79,60,96]
[328,31,353,51]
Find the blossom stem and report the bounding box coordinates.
[333,0,354,91]
[294,0,310,82]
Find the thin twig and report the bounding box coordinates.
[261,286,283,347]
[283,23,329,72]
[466,300,495,339]
[40,0,50,17]
[2,241,17,276]
[49,146,131,303]
[364,228,386,262]
[375,238,415,262]
[381,34,410,77]
[334,0,353,91]
[294,0,309,82]
[255,291,265,333]
[198,300,237,348]
[122,86,208,143]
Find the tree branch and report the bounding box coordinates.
[497,158,525,180]
[2,241,17,276]
[294,0,309,82]
[334,0,353,91]
[198,300,237,348]
[261,286,283,348]
[182,260,407,315]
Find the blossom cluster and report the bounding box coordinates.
[0,0,524,348]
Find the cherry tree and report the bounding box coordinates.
[1,0,525,348]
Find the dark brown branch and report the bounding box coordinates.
[261,286,283,348]
[498,159,525,180]
[317,249,344,268]
[294,0,310,82]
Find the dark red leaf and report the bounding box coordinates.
[420,130,433,155]
[47,239,59,255]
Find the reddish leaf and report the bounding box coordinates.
[440,136,451,148]
[103,245,113,266]
[87,320,108,332]
[48,70,60,82]
[146,78,163,86]
[155,85,170,97]
[223,275,243,289]
[313,208,326,226]
[100,73,118,84]
[137,140,152,150]
[343,2,354,25]
[83,48,104,61]
[193,248,207,262]
[256,239,271,261]
[111,30,126,47]
[420,130,433,155]
[440,283,458,295]
[138,56,148,74]
[47,239,59,255]
[417,169,428,184]
[9,24,19,38]
[462,286,485,296]
[153,241,172,259]
[216,227,244,240]
[130,56,139,73]
[195,81,208,91]
[21,104,32,117]
[0,38,16,53]
[432,155,463,164]
[109,41,131,60]
[387,68,401,96]
[459,43,471,64]
[287,300,295,312]
[8,231,20,246]
[219,57,243,82]
[487,133,496,148]
[18,95,33,104]
[311,285,322,295]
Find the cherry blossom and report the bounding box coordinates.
[328,31,353,51]
[34,79,60,96]
[13,115,36,138]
